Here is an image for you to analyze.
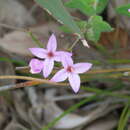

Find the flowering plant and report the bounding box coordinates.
[0,0,129,130]
[29,34,92,93]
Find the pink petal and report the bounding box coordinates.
[47,34,57,52]
[29,48,47,58]
[53,52,62,62]
[74,63,92,74]
[51,69,68,82]
[29,58,44,74]
[54,51,72,62]
[43,58,54,78]
[61,55,74,68]
[58,51,72,57]
[68,73,80,93]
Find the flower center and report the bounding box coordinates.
[67,66,74,73]
[47,52,54,58]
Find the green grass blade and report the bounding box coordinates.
[118,102,130,130]
[82,86,130,99]
[42,95,98,130]
[0,57,27,66]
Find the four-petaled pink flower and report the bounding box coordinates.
[128,9,130,12]
[29,34,72,78]
[51,56,92,93]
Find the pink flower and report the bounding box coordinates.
[128,9,130,12]
[29,34,72,78]
[51,56,92,93]
[29,58,44,74]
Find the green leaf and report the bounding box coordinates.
[60,25,73,33]
[76,21,87,31]
[60,20,87,33]
[66,0,108,16]
[86,15,113,42]
[116,4,130,17]
[34,0,82,37]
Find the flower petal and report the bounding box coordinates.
[43,58,54,78]
[61,55,74,68]
[53,52,62,62]
[47,34,57,52]
[74,63,92,74]
[68,73,80,93]
[29,48,47,58]
[59,51,72,57]
[54,51,72,62]
[51,69,68,82]
[29,58,44,74]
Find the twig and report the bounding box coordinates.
[16,66,130,74]
[0,80,68,92]
[15,66,29,70]
[0,75,68,86]
[88,68,130,74]
[0,23,26,32]
[0,81,35,91]
[1,66,130,91]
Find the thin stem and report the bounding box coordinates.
[87,68,130,74]
[0,81,38,91]
[93,0,99,10]
[28,31,44,48]
[68,37,80,51]
[16,66,130,75]
[0,23,26,32]
[0,76,129,101]
[0,75,68,86]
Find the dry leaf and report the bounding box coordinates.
[0,0,35,36]
[84,115,117,130]
[98,28,130,59]
[42,89,121,130]
[0,22,71,57]
[99,28,128,49]
[108,0,130,30]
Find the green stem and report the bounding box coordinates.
[68,37,80,51]
[28,31,44,48]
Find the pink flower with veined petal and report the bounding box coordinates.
[51,56,92,93]
[29,34,72,78]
